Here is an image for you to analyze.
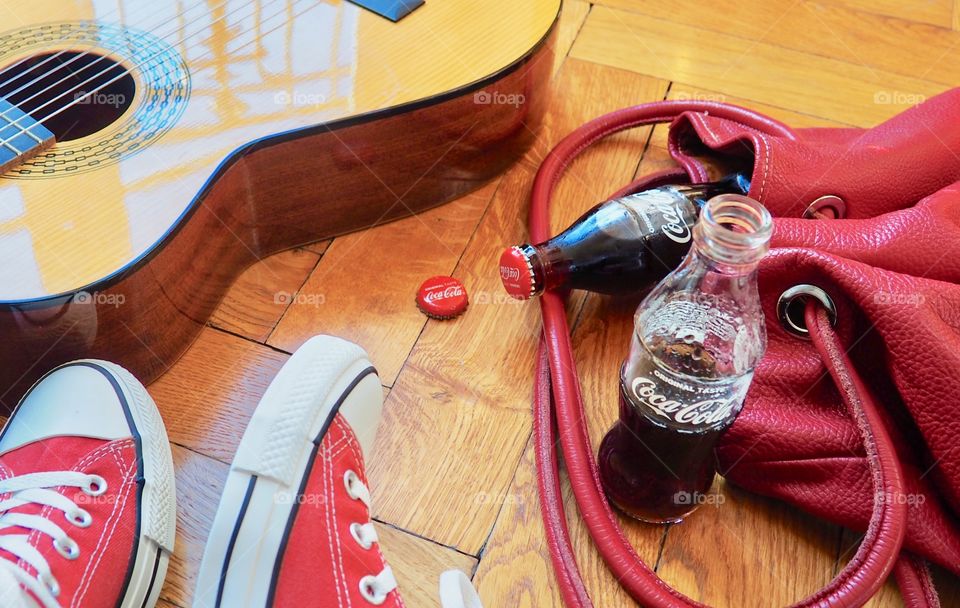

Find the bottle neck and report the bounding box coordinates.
[690,194,771,269]
[675,173,751,209]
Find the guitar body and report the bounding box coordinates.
[0,0,559,403]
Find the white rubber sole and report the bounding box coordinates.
[194,335,382,608]
[70,360,177,608]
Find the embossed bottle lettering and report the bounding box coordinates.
[598,194,772,523]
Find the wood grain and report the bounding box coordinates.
[376,523,478,608]
[161,445,229,608]
[571,5,946,126]
[596,0,960,87]
[552,0,592,77]
[209,247,322,343]
[151,328,291,464]
[656,478,837,606]
[475,435,666,606]
[366,59,668,556]
[268,182,498,387]
[823,0,953,27]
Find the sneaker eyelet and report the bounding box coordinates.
[39,572,60,597]
[359,575,387,605]
[343,470,361,500]
[66,508,93,528]
[350,522,373,550]
[53,537,80,560]
[82,475,107,497]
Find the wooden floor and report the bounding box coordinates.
[152,1,960,606]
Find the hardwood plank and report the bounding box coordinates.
[595,0,960,86]
[571,5,947,126]
[151,327,290,464]
[156,599,182,608]
[268,182,498,386]
[552,0,592,76]
[161,445,229,608]
[655,478,837,606]
[368,59,669,555]
[823,0,953,27]
[377,523,478,607]
[209,247,321,343]
[475,436,665,607]
[303,239,332,256]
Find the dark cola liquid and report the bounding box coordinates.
[597,382,719,523]
[598,336,750,523]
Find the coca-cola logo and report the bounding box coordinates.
[656,204,692,244]
[500,265,520,281]
[630,377,735,427]
[423,285,464,304]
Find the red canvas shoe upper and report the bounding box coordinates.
[271,413,403,607]
[0,361,174,608]
[0,435,140,608]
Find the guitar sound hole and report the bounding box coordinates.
[0,50,135,141]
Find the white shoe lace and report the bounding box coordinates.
[0,472,107,608]
[343,470,484,608]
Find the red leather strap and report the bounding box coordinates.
[894,555,941,608]
[530,101,917,607]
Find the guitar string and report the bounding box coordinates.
[0,0,213,101]
[0,0,316,150]
[0,0,221,108]
[0,0,252,133]
[0,0,172,91]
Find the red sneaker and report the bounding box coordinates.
[195,335,482,608]
[0,360,176,608]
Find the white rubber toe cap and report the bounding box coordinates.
[0,362,133,456]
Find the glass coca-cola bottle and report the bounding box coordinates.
[498,174,750,300]
[597,194,772,523]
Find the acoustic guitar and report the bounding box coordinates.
[0,0,560,402]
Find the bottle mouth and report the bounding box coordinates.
[694,194,772,265]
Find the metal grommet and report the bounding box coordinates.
[803,195,846,220]
[777,284,838,339]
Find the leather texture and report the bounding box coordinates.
[528,94,960,607]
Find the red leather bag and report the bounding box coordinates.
[530,90,960,607]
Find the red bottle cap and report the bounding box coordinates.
[499,246,535,300]
[416,276,468,319]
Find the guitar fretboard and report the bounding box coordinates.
[0,97,55,174]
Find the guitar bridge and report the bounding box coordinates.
[0,97,55,174]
